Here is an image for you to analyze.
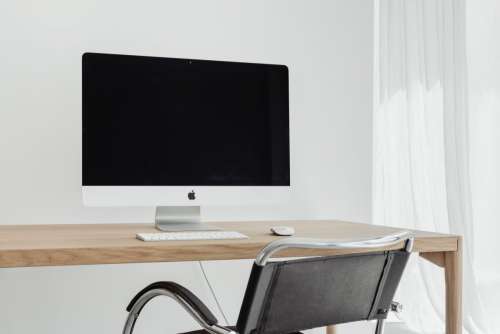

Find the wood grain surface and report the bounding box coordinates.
[0,220,458,268]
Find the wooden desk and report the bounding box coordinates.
[0,220,462,334]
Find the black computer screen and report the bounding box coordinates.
[82,53,290,186]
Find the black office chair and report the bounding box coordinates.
[123,232,413,334]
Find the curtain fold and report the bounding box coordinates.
[373,0,490,333]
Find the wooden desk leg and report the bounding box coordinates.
[444,238,463,334]
[326,325,336,334]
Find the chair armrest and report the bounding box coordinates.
[126,281,219,326]
[123,282,235,334]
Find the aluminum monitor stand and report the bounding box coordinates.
[155,206,221,232]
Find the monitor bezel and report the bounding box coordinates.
[82,52,291,207]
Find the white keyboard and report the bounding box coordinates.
[136,231,249,242]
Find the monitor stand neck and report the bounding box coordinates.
[154,206,221,232]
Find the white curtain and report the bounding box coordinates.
[467,0,500,332]
[373,0,491,333]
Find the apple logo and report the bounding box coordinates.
[188,190,196,200]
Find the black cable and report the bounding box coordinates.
[198,261,230,325]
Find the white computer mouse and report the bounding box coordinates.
[270,226,295,236]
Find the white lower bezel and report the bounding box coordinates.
[82,186,291,207]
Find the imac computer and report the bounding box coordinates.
[82,53,290,231]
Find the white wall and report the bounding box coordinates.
[0,1,373,333]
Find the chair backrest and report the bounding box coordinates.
[236,234,412,334]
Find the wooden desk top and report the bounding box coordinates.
[0,220,459,268]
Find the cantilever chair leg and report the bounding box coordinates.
[375,319,385,334]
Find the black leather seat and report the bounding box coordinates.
[178,326,238,334]
[122,233,413,334]
[179,327,303,334]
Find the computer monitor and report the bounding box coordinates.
[82,53,290,231]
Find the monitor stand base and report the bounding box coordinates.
[154,206,221,232]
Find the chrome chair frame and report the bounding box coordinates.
[123,231,413,334]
